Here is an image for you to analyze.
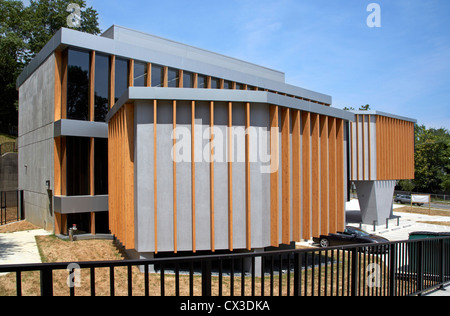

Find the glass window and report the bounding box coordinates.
[223,80,232,89]
[151,64,164,87]
[183,71,193,88]
[167,68,179,88]
[67,48,90,121]
[94,53,109,122]
[94,138,108,195]
[198,74,207,88]
[134,61,147,87]
[210,77,220,89]
[247,85,255,91]
[66,136,90,196]
[235,83,243,90]
[115,57,128,102]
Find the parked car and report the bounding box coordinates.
[394,194,424,206]
[313,226,389,252]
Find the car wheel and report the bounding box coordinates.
[319,238,330,248]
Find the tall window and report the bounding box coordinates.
[151,64,164,87]
[198,74,207,88]
[167,68,179,87]
[115,57,128,102]
[66,136,90,196]
[210,77,220,89]
[94,53,109,122]
[134,61,147,87]
[67,48,90,121]
[223,80,232,89]
[183,71,193,88]
[94,138,108,195]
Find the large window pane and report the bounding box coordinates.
[183,71,193,88]
[168,68,179,87]
[94,138,108,195]
[66,136,90,196]
[67,48,90,121]
[223,80,232,89]
[151,64,164,87]
[198,74,207,88]
[115,57,128,102]
[94,53,109,122]
[211,77,220,89]
[134,61,147,87]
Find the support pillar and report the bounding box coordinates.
[355,180,396,225]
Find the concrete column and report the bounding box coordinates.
[355,180,396,225]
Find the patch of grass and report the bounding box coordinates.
[0,220,40,233]
[395,206,450,217]
[0,134,16,145]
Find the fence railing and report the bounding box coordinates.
[0,236,448,297]
[0,190,24,226]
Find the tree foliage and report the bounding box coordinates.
[413,125,450,194]
[0,0,100,134]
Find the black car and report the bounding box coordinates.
[313,226,389,250]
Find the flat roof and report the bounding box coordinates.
[16,26,332,105]
[350,110,417,123]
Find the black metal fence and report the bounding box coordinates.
[0,190,24,226]
[0,236,448,297]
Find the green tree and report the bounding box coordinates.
[0,0,101,134]
[343,104,371,111]
[413,125,450,194]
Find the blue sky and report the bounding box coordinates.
[84,0,449,129]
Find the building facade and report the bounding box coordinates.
[17,26,415,257]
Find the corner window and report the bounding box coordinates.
[67,48,90,121]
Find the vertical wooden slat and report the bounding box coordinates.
[245,102,251,250]
[368,115,372,180]
[270,105,279,247]
[336,119,345,231]
[173,100,177,253]
[191,100,196,253]
[89,51,95,121]
[301,112,311,240]
[281,107,290,245]
[320,116,329,236]
[311,113,320,238]
[356,115,360,181]
[109,55,115,109]
[328,117,337,234]
[291,110,301,241]
[227,102,233,251]
[350,119,354,180]
[210,101,215,252]
[163,66,168,88]
[146,63,152,87]
[124,103,134,249]
[128,59,134,87]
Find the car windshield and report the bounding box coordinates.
[345,227,371,237]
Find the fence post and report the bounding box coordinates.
[389,243,397,296]
[440,239,445,289]
[40,268,53,296]
[294,252,301,296]
[351,248,359,296]
[202,260,212,297]
[417,241,424,295]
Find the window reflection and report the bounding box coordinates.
[115,57,128,102]
[134,61,147,87]
[94,53,109,122]
[223,80,232,89]
[168,68,179,87]
[183,71,193,88]
[210,77,220,89]
[152,64,164,87]
[67,48,90,121]
[198,74,207,88]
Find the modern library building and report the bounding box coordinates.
[16,26,416,258]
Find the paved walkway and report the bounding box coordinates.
[0,229,51,275]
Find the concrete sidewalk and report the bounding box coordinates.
[0,229,51,275]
